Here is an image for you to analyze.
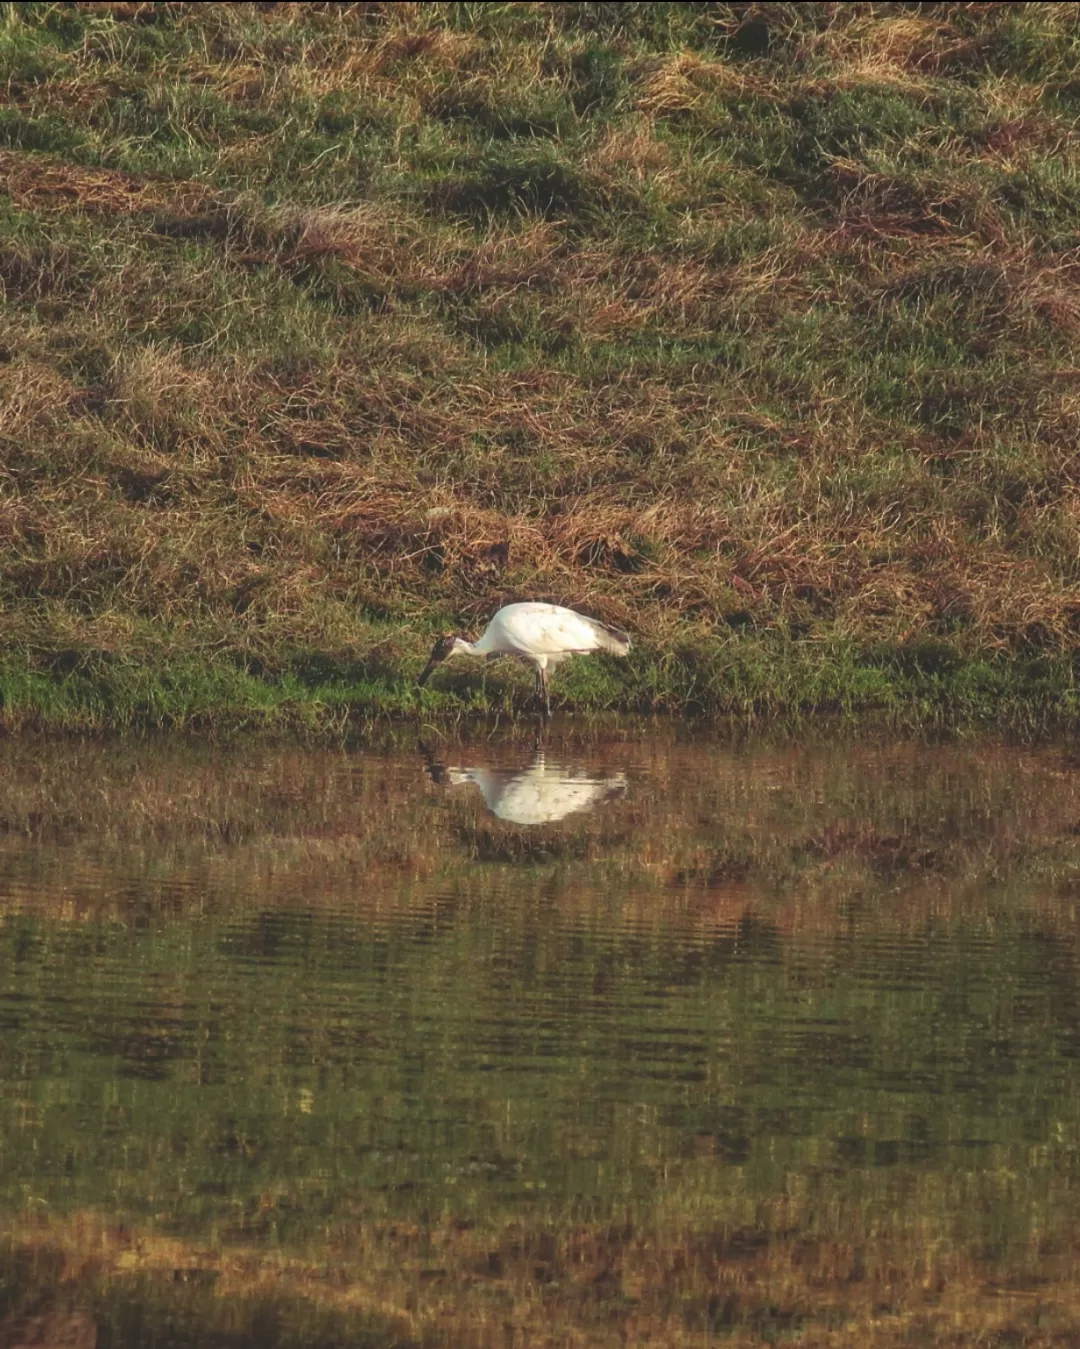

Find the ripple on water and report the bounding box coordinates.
[0,729,1078,1248]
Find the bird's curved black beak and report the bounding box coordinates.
[418,635,455,688]
[417,649,448,687]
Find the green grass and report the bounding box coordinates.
[1,628,1076,734]
[2,1,1080,730]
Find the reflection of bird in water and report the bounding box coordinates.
[420,744,627,825]
[416,602,631,717]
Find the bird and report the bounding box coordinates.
[419,742,627,825]
[416,601,631,717]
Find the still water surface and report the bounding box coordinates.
[3,724,1080,1345]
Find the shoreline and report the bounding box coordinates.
[1,639,1076,735]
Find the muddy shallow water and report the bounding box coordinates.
[2,723,1080,1346]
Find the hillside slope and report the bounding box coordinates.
[3,1,1080,727]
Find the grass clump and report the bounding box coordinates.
[2,2,1080,729]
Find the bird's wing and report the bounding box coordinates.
[497,605,608,655]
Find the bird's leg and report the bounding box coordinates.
[531,663,551,719]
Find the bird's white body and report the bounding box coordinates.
[418,602,630,715]
[456,602,628,669]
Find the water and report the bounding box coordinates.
[2,725,1080,1345]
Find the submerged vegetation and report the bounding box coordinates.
[2,1,1080,727]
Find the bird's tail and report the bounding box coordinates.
[590,618,631,655]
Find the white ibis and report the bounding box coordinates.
[417,601,631,716]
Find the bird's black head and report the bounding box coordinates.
[417,634,457,687]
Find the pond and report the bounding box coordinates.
[2,723,1080,1347]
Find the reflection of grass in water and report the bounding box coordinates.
[4,733,1080,1342]
[2,1206,1078,1348]
[3,902,1075,1243]
[2,729,1080,930]
[2,883,1080,1340]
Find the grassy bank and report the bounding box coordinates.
[1,631,1079,733]
[2,2,1080,729]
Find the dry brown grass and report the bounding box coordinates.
[0,149,217,217]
